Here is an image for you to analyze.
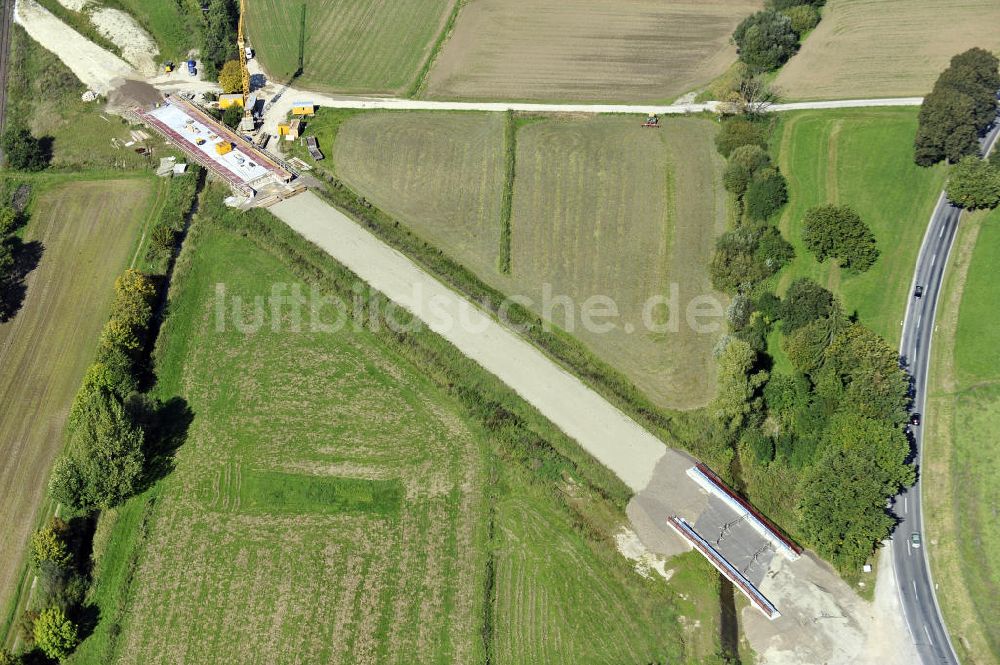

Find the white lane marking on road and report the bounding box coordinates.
[924,624,934,646]
[930,253,937,268]
[904,496,908,513]
[939,225,945,238]
[913,580,918,595]
[917,315,922,329]
[907,540,912,556]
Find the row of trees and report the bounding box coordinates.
[914,48,1000,166]
[708,109,911,575]
[11,271,159,661]
[710,117,793,293]
[49,270,157,511]
[732,0,825,73]
[201,0,240,77]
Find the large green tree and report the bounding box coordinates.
[802,204,879,273]
[712,338,769,431]
[946,155,1000,209]
[733,10,800,72]
[782,278,835,333]
[915,48,1000,166]
[799,415,914,572]
[201,0,238,76]
[2,127,48,171]
[33,607,78,661]
[49,386,145,510]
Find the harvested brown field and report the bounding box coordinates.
[424,0,761,102]
[0,177,154,621]
[333,112,728,410]
[775,0,1000,100]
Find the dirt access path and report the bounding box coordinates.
[270,191,919,665]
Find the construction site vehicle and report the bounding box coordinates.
[196,138,206,146]
[187,60,197,76]
[216,141,234,156]
[245,45,254,60]
[291,103,317,116]
[164,61,174,73]
[642,113,660,128]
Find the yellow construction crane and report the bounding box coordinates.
[237,0,254,132]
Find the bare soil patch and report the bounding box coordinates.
[425,0,761,103]
[775,0,1000,100]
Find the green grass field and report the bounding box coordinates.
[773,109,948,343]
[107,0,202,58]
[247,0,454,93]
[0,176,156,640]
[331,112,727,411]
[74,210,720,663]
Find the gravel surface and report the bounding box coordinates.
[14,0,135,93]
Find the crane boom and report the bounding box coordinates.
[237,0,254,131]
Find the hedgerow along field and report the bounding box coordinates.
[332,112,728,411]
[923,207,1000,665]
[0,176,155,633]
[83,208,721,664]
[775,0,1000,100]
[771,109,947,348]
[424,0,760,102]
[246,0,455,93]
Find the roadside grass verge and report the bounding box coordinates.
[925,207,1000,665]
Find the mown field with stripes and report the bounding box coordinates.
[73,206,723,663]
[332,111,728,411]
[246,0,455,93]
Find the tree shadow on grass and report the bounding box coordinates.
[0,238,43,323]
[131,395,195,492]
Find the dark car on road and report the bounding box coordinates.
[910,413,921,426]
[914,285,924,298]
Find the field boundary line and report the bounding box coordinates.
[407,0,465,99]
[497,110,515,274]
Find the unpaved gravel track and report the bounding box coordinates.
[272,191,686,493]
[272,191,919,665]
[14,0,135,94]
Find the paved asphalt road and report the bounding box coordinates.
[893,111,1000,665]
